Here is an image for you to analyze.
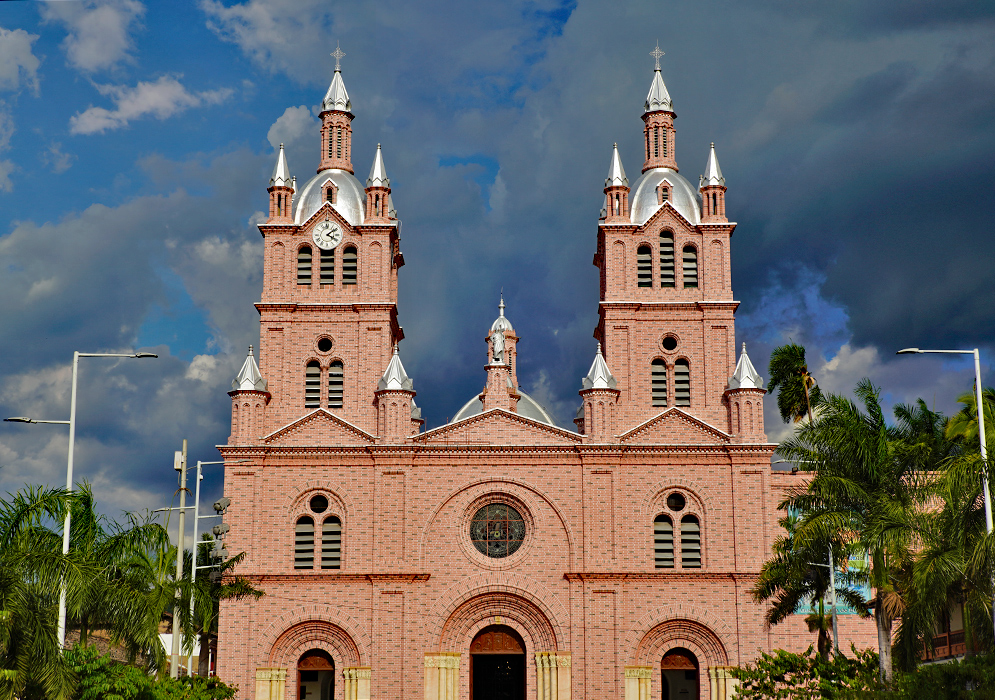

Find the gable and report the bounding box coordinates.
[262,409,375,447]
[300,202,353,235]
[641,202,696,235]
[620,408,729,446]
[412,408,582,446]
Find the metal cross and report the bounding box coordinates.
[331,43,346,71]
[650,43,665,70]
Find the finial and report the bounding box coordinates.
[248,345,254,356]
[711,142,715,148]
[331,42,346,71]
[499,293,505,317]
[393,344,399,355]
[597,342,603,354]
[650,42,665,71]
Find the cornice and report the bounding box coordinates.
[563,571,760,581]
[244,573,431,583]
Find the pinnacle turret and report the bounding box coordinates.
[269,144,291,187]
[232,346,267,392]
[728,343,763,390]
[367,144,390,187]
[322,68,352,113]
[378,346,414,391]
[582,343,617,390]
[644,68,673,114]
[700,142,725,188]
[605,143,628,187]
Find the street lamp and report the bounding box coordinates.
[4,350,157,647]
[896,347,992,640]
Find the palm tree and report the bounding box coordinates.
[946,387,995,449]
[768,344,823,423]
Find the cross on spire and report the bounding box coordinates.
[331,42,345,71]
[650,43,665,71]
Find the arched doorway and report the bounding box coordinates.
[298,649,334,700]
[470,625,525,700]
[661,647,698,699]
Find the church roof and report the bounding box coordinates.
[728,343,764,390]
[294,169,366,226]
[700,142,725,188]
[582,343,617,390]
[378,346,414,391]
[322,69,352,113]
[628,168,701,225]
[605,144,628,187]
[451,390,556,426]
[269,144,291,188]
[644,68,673,114]
[231,346,267,392]
[367,144,390,187]
[490,295,513,332]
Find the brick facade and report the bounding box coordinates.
[217,61,876,700]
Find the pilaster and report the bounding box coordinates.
[342,667,371,700]
[623,666,652,700]
[708,666,739,700]
[423,653,460,700]
[254,668,287,700]
[536,652,571,700]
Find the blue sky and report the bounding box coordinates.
[1,0,994,525]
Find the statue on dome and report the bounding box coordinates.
[490,328,506,365]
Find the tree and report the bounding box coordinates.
[768,344,823,424]
[946,387,995,450]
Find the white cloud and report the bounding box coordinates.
[43,141,76,173]
[267,105,318,174]
[41,0,145,73]
[69,76,233,134]
[0,26,40,94]
[0,102,15,191]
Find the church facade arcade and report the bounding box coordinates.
[217,50,873,700]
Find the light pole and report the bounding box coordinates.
[896,347,992,641]
[5,350,157,648]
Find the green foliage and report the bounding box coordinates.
[732,645,883,698]
[768,343,823,424]
[65,646,237,700]
[891,653,995,699]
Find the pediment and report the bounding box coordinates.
[262,409,375,447]
[619,408,729,445]
[412,408,582,446]
[641,202,696,234]
[300,202,353,234]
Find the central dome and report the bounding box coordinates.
[452,390,556,426]
[629,168,700,226]
[294,169,366,226]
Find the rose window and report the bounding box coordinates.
[470,503,525,558]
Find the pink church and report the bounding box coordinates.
[217,53,873,700]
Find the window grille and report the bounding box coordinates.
[336,128,342,158]
[658,185,670,204]
[682,245,698,288]
[637,245,652,287]
[298,246,312,285]
[294,516,315,569]
[675,359,690,406]
[680,515,701,568]
[651,359,667,407]
[661,129,668,157]
[342,246,357,285]
[653,129,659,158]
[321,516,341,569]
[660,232,675,287]
[305,361,321,409]
[654,514,674,568]
[320,248,334,285]
[327,361,344,409]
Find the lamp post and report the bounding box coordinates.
[896,347,992,640]
[4,350,157,647]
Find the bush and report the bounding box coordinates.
[732,645,883,698]
[891,654,995,699]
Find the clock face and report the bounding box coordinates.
[312,221,342,250]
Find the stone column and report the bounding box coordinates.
[424,653,460,700]
[535,652,571,700]
[623,666,652,700]
[708,666,738,700]
[342,668,371,700]
[254,668,287,700]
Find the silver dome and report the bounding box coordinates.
[294,169,366,226]
[629,168,700,226]
[451,389,556,426]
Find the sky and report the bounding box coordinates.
[1,0,993,530]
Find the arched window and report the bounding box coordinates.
[661,129,668,157]
[651,359,667,407]
[682,245,698,288]
[680,515,701,568]
[657,184,670,204]
[305,361,321,409]
[654,514,674,569]
[320,248,334,285]
[653,129,659,158]
[637,245,652,287]
[660,232,675,287]
[323,183,337,204]
[327,129,334,159]
[297,246,312,286]
[342,245,357,285]
[321,516,341,569]
[674,359,690,406]
[327,361,343,409]
[294,516,314,569]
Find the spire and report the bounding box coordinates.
[322,47,352,113]
[582,343,618,390]
[728,343,763,390]
[367,144,389,187]
[269,144,291,187]
[232,346,267,392]
[644,44,673,114]
[700,142,725,188]
[605,143,628,187]
[378,345,414,391]
[491,294,513,332]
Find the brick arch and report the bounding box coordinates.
[283,479,350,518]
[260,607,370,668]
[626,606,733,668]
[434,585,562,653]
[646,476,714,519]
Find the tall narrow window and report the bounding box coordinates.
[320,248,334,285]
[327,130,333,159]
[637,245,652,287]
[325,187,335,204]
[298,246,312,286]
[327,361,343,409]
[321,516,341,569]
[675,359,690,406]
[336,129,342,158]
[658,185,670,204]
[682,245,698,288]
[305,361,321,409]
[660,232,675,287]
[680,515,701,568]
[651,359,667,407]
[661,129,668,157]
[653,129,659,158]
[294,516,314,569]
[654,514,674,568]
[342,245,357,285]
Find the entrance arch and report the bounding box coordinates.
[470,626,525,700]
[660,648,698,700]
[297,649,334,700]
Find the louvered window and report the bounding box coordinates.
[294,516,315,569]
[327,361,343,409]
[305,361,321,409]
[661,130,668,157]
[675,359,690,406]
[682,245,698,288]
[660,232,675,287]
[342,246,357,285]
[320,248,334,285]
[680,515,701,568]
[658,185,670,204]
[653,129,659,158]
[336,128,342,158]
[298,246,312,285]
[637,245,652,287]
[321,516,341,569]
[654,514,674,568]
[651,359,667,407]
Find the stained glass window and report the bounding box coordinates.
[470,503,525,558]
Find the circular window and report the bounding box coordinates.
[317,337,333,353]
[310,495,328,513]
[666,492,686,511]
[662,335,678,352]
[470,503,525,558]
